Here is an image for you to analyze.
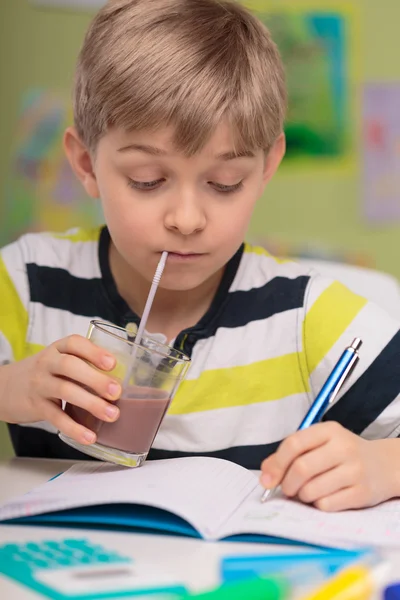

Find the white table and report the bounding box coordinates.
[1,458,400,599]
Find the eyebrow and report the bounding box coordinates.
[217,150,255,160]
[118,143,167,156]
[117,144,255,160]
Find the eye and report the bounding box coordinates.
[127,178,165,191]
[210,181,243,194]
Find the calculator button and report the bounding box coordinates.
[58,546,74,556]
[31,558,50,569]
[56,557,73,567]
[1,544,19,553]
[77,555,91,564]
[95,553,114,563]
[43,541,60,548]
[62,539,88,548]
[26,543,41,552]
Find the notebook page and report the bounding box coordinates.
[219,487,400,549]
[0,457,257,539]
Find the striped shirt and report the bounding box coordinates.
[1,226,400,468]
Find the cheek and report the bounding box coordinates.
[219,195,257,237]
[104,205,151,250]
[98,187,152,251]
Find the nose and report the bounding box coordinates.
[164,192,206,236]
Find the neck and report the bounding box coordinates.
[109,243,223,340]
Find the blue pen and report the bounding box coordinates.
[261,338,362,503]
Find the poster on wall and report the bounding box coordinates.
[1,89,103,245]
[362,83,400,224]
[245,1,356,170]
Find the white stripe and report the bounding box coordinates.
[29,306,170,366]
[186,309,299,379]
[0,332,12,364]
[20,232,101,280]
[29,305,95,347]
[299,258,400,319]
[230,251,312,293]
[1,240,30,309]
[308,301,400,404]
[153,393,310,452]
[362,394,400,439]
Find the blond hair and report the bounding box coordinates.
[74,0,287,155]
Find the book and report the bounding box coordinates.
[1,456,400,549]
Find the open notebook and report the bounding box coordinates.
[1,456,400,549]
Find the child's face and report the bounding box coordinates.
[65,121,284,291]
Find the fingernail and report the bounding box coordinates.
[83,430,96,444]
[108,382,120,398]
[102,355,115,370]
[261,474,272,488]
[105,404,119,420]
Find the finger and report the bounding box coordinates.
[262,423,335,487]
[54,335,116,371]
[46,377,120,423]
[313,485,366,512]
[260,455,279,489]
[41,400,97,445]
[281,443,344,497]
[296,464,356,504]
[50,353,121,402]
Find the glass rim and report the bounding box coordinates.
[89,320,191,364]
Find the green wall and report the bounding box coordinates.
[0,0,399,457]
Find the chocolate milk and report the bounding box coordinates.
[66,386,171,454]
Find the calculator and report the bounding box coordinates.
[0,537,187,599]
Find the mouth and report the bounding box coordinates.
[164,251,205,262]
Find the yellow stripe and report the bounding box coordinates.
[244,242,272,256]
[169,353,308,415]
[243,242,292,264]
[304,281,367,374]
[0,255,29,361]
[53,226,103,243]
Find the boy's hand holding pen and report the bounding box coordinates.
[260,338,400,511]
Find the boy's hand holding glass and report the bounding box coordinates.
[0,334,121,446]
[60,320,190,467]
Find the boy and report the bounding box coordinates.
[1,0,400,513]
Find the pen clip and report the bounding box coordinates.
[328,352,360,406]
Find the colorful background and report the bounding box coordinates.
[265,11,348,162]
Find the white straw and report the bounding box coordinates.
[123,252,168,389]
[135,251,168,346]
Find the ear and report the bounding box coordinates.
[63,127,100,198]
[261,132,286,186]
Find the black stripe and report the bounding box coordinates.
[99,226,309,345]
[323,329,400,433]
[9,424,280,469]
[27,258,309,344]
[147,442,280,469]
[218,275,310,330]
[177,275,310,357]
[8,424,97,461]
[27,264,117,322]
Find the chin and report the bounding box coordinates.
[158,273,212,292]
